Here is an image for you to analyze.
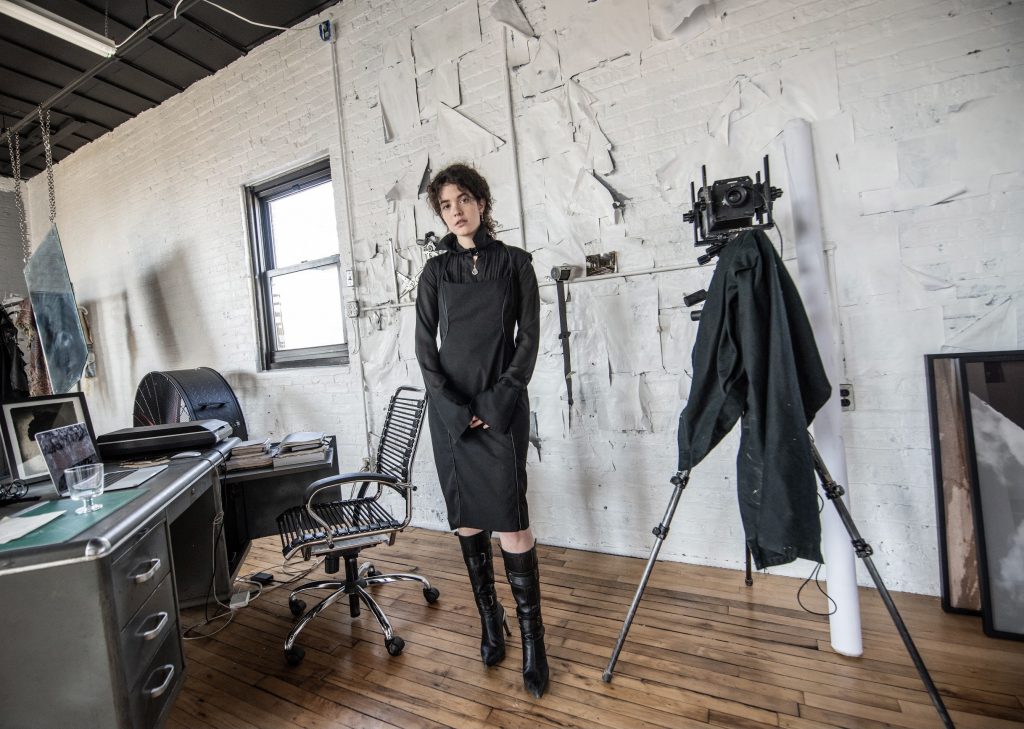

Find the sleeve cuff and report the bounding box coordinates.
[471,381,521,433]
[432,391,473,439]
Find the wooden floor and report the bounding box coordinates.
[169,528,1024,729]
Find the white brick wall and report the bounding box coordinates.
[21,0,1024,595]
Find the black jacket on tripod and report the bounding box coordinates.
[677,229,830,569]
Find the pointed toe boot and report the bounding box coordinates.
[459,531,511,666]
[503,544,549,698]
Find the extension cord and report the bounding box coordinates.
[229,590,251,610]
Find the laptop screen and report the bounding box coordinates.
[34,422,100,496]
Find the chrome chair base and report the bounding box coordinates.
[283,552,439,664]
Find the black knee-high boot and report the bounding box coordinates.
[502,544,549,698]
[459,531,511,666]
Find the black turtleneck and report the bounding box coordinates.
[435,226,509,283]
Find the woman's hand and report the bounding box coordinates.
[469,416,490,430]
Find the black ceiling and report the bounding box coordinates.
[1,0,338,179]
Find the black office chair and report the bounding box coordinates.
[275,386,438,665]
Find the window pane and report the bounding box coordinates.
[269,181,339,267]
[269,267,345,350]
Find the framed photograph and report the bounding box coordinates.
[958,351,1024,641]
[925,353,981,614]
[0,393,93,483]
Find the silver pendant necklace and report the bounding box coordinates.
[471,253,479,276]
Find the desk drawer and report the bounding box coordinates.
[129,631,183,729]
[120,574,176,686]
[112,520,171,626]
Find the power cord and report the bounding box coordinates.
[182,511,235,639]
[795,493,837,617]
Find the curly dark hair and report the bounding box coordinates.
[426,163,497,237]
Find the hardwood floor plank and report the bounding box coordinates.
[166,529,1024,729]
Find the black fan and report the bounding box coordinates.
[133,367,248,440]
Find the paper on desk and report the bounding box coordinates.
[0,511,65,544]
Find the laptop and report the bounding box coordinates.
[34,422,168,496]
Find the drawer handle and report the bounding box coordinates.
[132,558,161,584]
[144,664,175,699]
[138,611,169,641]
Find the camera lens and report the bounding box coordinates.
[724,186,748,207]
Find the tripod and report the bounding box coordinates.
[602,440,956,729]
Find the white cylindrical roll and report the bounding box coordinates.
[783,118,863,657]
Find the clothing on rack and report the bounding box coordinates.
[676,229,831,569]
[10,299,52,397]
[1,306,29,401]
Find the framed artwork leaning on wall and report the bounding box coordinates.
[957,351,1024,641]
[0,392,93,483]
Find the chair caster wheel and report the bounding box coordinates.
[365,566,378,578]
[385,637,405,656]
[285,646,305,666]
[423,587,440,604]
[289,598,306,617]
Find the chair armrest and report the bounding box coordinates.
[303,471,402,505]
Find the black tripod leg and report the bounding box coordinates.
[603,471,689,683]
[810,444,955,729]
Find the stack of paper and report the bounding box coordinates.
[273,432,328,468]
[225,438,273,471]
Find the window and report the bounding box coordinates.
[247,159,348,369]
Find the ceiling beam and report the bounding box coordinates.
[0,36,163,106]
[1,0,204,142]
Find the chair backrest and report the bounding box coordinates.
[373,386,427,484]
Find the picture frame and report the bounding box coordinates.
[0,393,94,483]
[925,353,982,615]
[958,352,1024,641]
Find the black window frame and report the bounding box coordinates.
[246,159,349,369]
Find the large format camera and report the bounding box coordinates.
[683,155,783,247]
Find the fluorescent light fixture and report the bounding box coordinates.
[0,0,117,57]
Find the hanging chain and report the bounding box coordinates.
[4,128,30,263]
[37,107,56,224]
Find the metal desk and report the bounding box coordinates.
[0,439,236,729]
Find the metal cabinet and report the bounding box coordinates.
[0,447,231,729]
[0,517,182,729]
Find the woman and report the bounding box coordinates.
[414,163,547,698]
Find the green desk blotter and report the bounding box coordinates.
[0,488,146,553]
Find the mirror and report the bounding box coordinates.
[23,225,89,394]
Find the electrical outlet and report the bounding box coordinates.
[345,268,354,287]
[839,383,854,411]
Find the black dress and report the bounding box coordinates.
[414,228,540,532]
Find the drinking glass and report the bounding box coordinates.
[65,463,105,515]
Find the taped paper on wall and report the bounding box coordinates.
[385,151,430,204]
[649,0,710,42]
[521,95,575,162]
[597,373,652,432]
[433,60,461,109]
[382,34,412,67]
[412,0,481,74]
[437,104,505,158]
[567,80,614,174]
[379,62,419,142]
[549,0,652,78]
[779,46,841,121]
[518,34,562,97]
[491,0,535,37]
[943,299,1017,353]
